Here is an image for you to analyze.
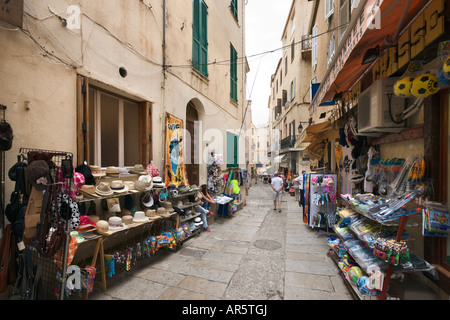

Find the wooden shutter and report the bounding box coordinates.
[230,44,238,101]
[76,75,90,163]
[139,102,152,165]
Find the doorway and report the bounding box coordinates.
[186,102,199,186]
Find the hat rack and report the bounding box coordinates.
[15,147,74,300]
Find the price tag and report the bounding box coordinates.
[369,269,384,291]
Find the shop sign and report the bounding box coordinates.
[310,0,384,116]
[0,0,23,28]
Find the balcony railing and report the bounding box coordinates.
[301,35,312,51]
[280,135,298,150]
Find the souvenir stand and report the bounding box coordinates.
[327,156,439,300]
[305,172,338,235]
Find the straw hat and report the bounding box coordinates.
[134,180,146,192]
[156,207,170,218]
[145,209,161,220]
[152,176,166,188]
[129,164,146,175]
[133,211,149,223]
[108,216,127,231]
[96,220,109,235]
[79,185,100,198]
[110,180,129,194]
[124,181,138,193]
[162,201,175,213]
[122,215,133,225]
[89,165,105,178]
[140,192,154,208]
[105,166,120,177]
[138,175,153,190]
[95,182,113,196]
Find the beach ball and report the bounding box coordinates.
[394,77,414,97]
[411,72,439,98]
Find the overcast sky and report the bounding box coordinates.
[245,0,292,127]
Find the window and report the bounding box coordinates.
[291,40,295,63]
[230,43,238,102]
[193,0,208,77]
[230,0,238,21]
[289,77,296,102]
[285,56,288,75]
[76,76,152,167]
[327,33,336,66]
[338,0,350,42]
[312,25,318,68]
[325,0,334,20]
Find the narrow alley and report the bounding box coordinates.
[86,182,351,300]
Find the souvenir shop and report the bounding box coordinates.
[303,0,450,299]
[0,144,245,300]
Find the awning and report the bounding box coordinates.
[310,0,430,114]
[273,154,286,163]
[302,120,332,143]
[305,139,325,160]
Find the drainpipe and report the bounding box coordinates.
[161,0,166,166]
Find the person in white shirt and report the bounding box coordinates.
[271,172,284,212]
[292,174,300,201]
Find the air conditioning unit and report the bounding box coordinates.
[357,77,405,136]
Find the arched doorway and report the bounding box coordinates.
[186,101,199,185]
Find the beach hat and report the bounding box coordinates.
[146,162,160,177]
[145,209,162,220]
[106,166,120,177]
[122,215,133,225]
[134,180,146,192]
[178,184,190,194]
[89,165,105,178]
[130,164,147,175]
[174,200,184,208]
[152,176,166,188]
[138,175,153,190]
[96,220,109,235]
[108,216,127,231]
[156,207,170,218]
[79,184,100,199]
[75,163,96,186]
[123,181,138,193]
[133,211,149,223]
[162,201,174,213]
[140,191,154,208]
[76,215,98,234]
[194,217,202,227]
[95,182,114,196]
[110,180,129,194]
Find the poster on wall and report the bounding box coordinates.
[164,113,188,186]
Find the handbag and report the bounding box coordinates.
[0,224,12,293]
[0,119,13,151]
[51,189,80,231]
[38,186,65,258]
[22,188,44,245]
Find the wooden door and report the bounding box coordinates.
[186,120,199,185]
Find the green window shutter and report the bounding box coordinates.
[230,44,238,102]
[192,0,208,77]
[230,0,238,21]
[227,132,238,167]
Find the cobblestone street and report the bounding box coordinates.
[87,182,351,300]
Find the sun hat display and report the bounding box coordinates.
[89,165,105,178]
[95,182,114,196]
[105,166,120,177]
[174,200,184,208]
[26,160,51,191]
[122,215,133,225]
[138,175,153,190]
[89,215,100,223]
[76,215,98,234]
[79,185,100,198]
[194,217,202,227]
[152,176,166,188]
[130,164,147,175]
[133,211,149,223]
[156,207,170,218]
[110,180,129,194]
[145,209,161,220]
[96,220,109,235]
[75,163,96,186]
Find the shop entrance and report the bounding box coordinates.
[186,102,199,185]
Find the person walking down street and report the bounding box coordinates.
[271,172,284,212]
[299,170,306,207]
[292,174,300,201]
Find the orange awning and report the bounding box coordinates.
[303,120,332,143]
[310,0,430,114]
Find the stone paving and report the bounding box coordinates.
[87,182,352,300]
